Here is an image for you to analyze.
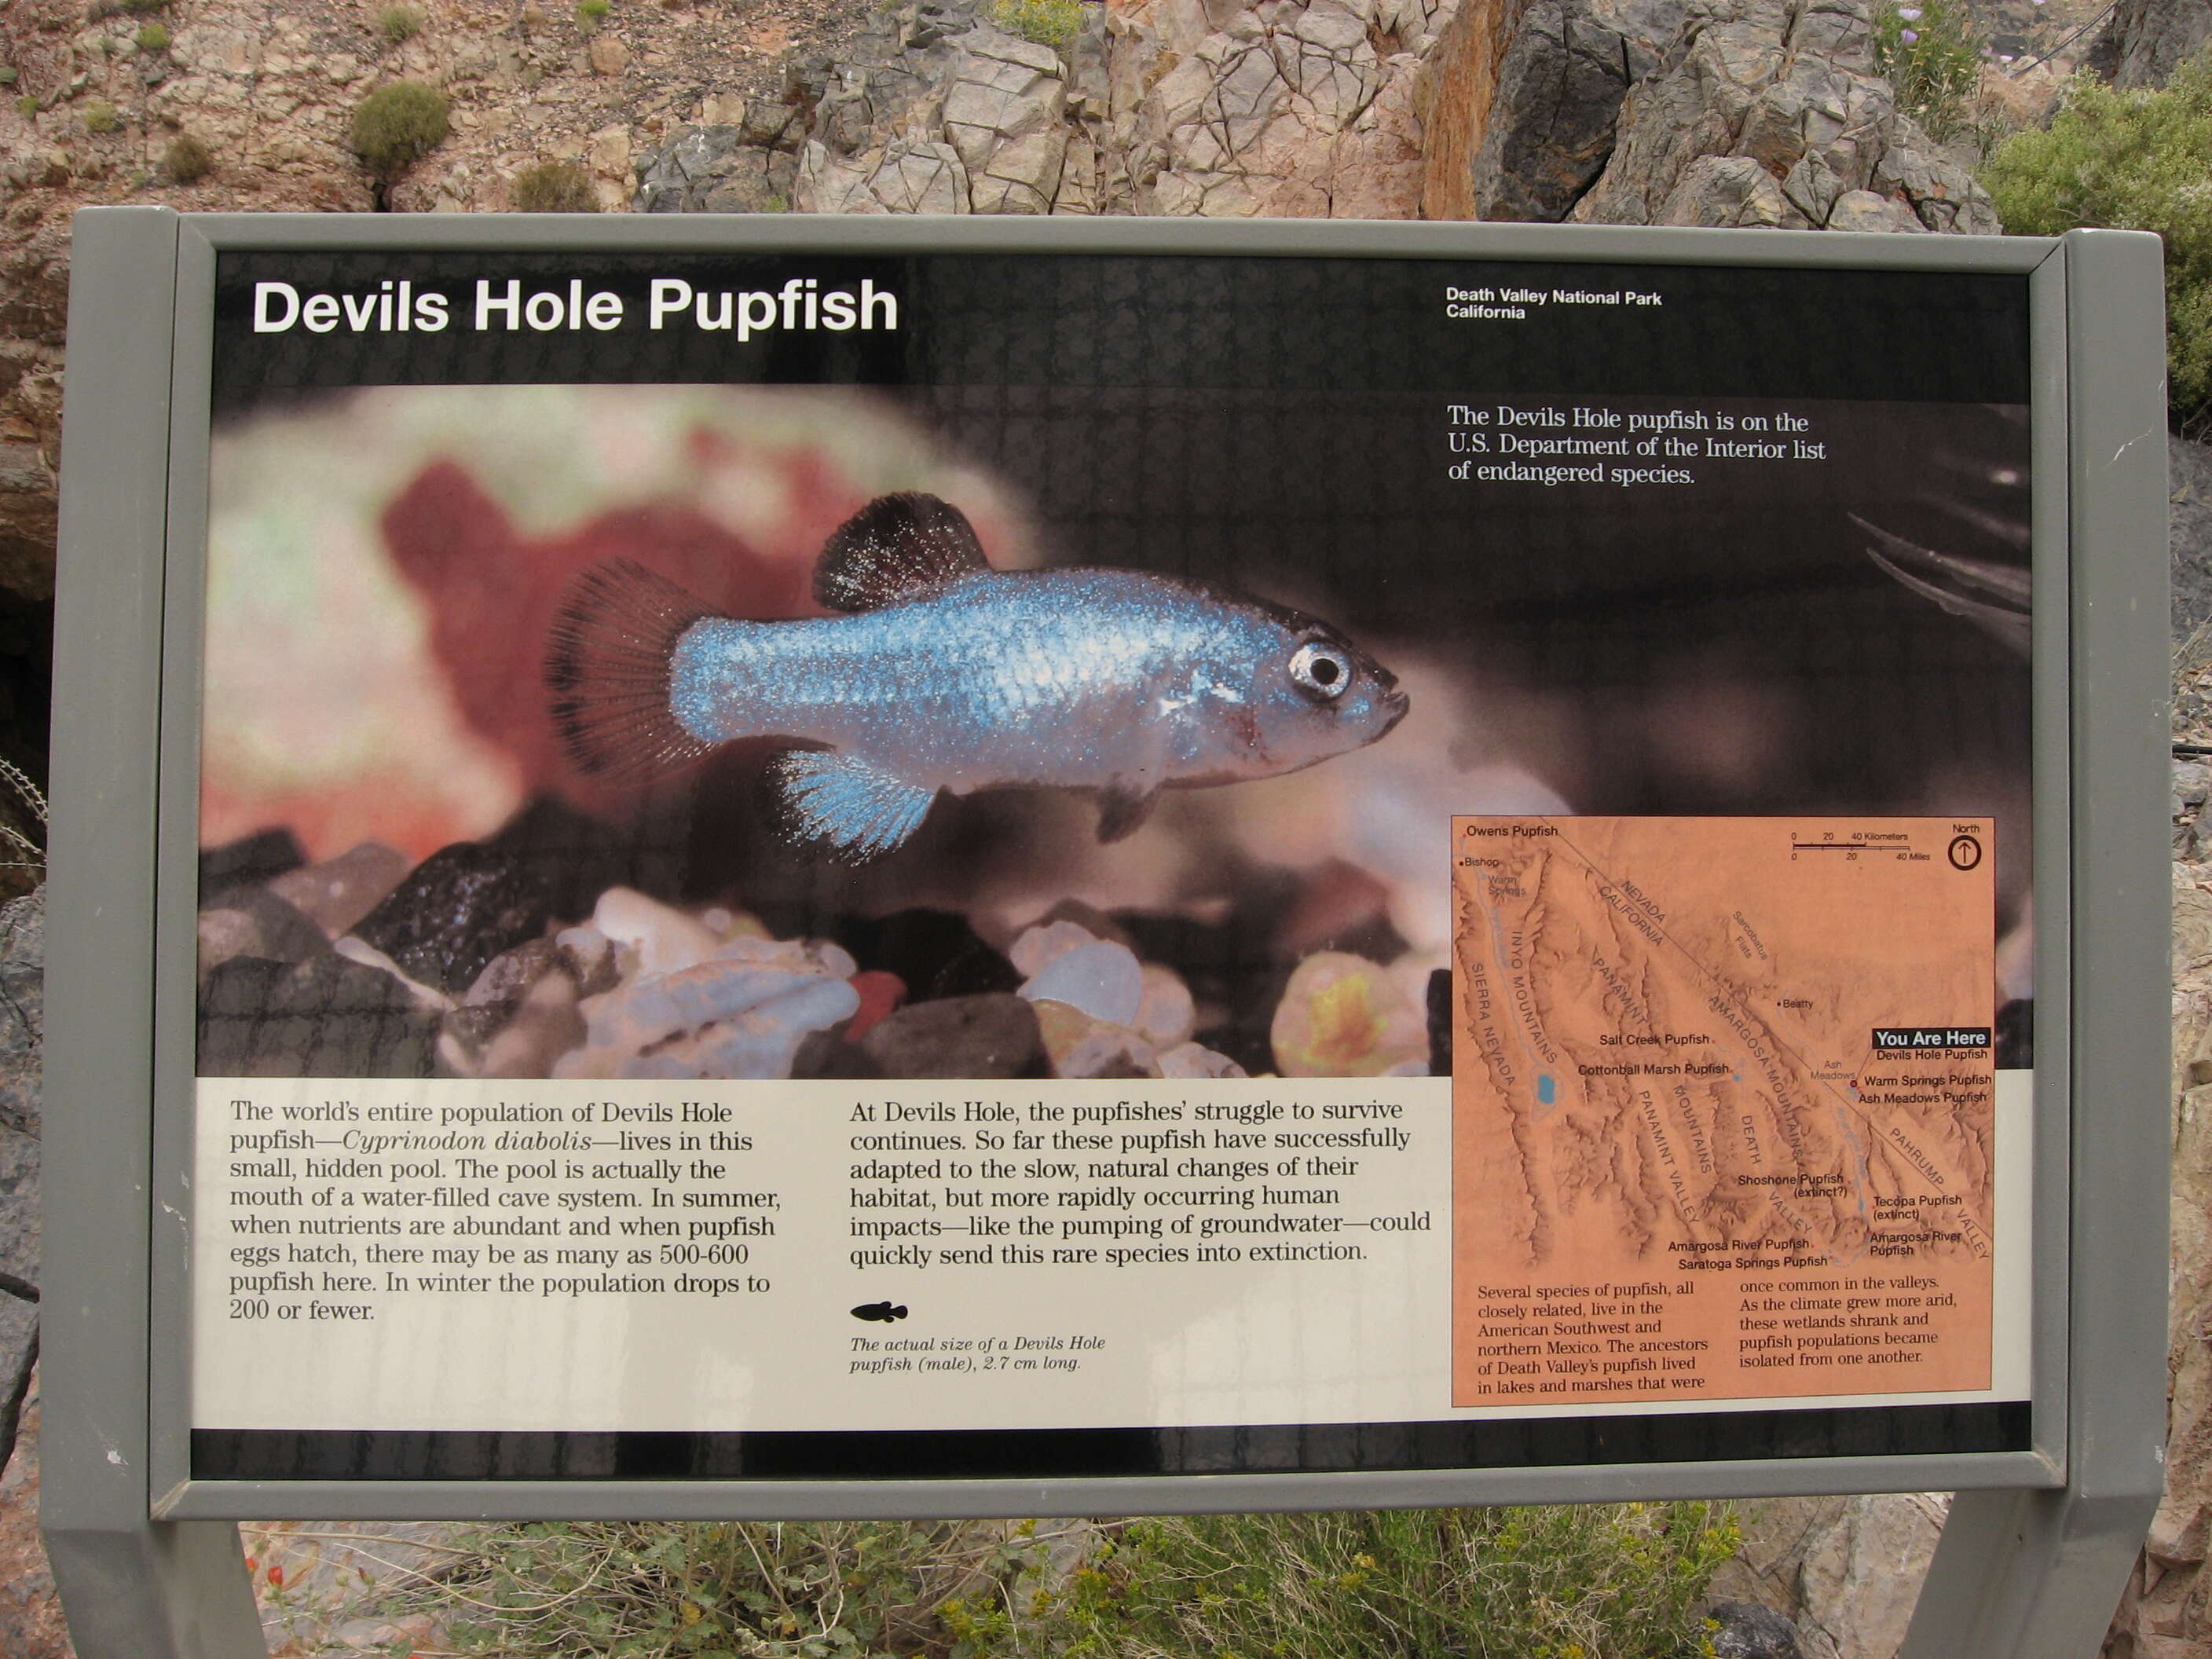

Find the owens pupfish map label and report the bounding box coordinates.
[1449,817,2001,1406]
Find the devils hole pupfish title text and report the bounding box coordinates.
[249,277,900,340]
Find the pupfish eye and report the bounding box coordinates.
[1288,640,1353,702]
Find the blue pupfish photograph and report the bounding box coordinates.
[192,254,2034,1089]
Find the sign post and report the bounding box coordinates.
[44,208,2170,1658]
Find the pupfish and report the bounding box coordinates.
[546,493,1408,860]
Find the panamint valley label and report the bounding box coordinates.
[1450,817,2001,1407]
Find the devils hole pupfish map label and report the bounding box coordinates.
[1448,817,1998,1407]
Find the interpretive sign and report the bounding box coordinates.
[177,236,2054,1482]
[40,207,2172,1659]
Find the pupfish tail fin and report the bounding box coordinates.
[544,558,720,781]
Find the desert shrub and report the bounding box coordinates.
[376,3,423,41]
[1986,49,2212,437]
[1873,0,1983,141]
[985,1506,1742,1659]
[350,79,449,175]
[119,0,166,14]
[575,0,610,24]
[511,157,598,210]
[375,1506,1738,1659]
[135,22,169,49]
[163,131,212,181]
[0,66,16,85]
[15,94,37,117]
[82,101,119,133]
[987,0,1083,54]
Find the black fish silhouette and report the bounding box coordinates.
[851,1301,909,1323]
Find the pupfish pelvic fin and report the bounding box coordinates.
[769,749,939,862]
[815,492,990,613]
[545,558,720,780]
[1094,783,1159,844]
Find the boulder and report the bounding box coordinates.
[2087,0,2212,89]
[634,125,799,212]
[1569,0,1998,233]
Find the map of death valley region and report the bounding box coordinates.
[1451,817,1996,1407]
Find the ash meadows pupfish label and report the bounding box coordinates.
[1448,817,2014,1407]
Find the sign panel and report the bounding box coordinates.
[183,240,2037,1485]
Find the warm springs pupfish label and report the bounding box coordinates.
[1448,817,1998,1406]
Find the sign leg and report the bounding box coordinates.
[1896,1486,2149,1659]
[44,1516,265,1659]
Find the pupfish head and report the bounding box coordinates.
[1232,599,1408,776]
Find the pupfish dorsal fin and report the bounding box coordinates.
[815,493,989,613]
[545,559,720,780]
[768,749,939,862]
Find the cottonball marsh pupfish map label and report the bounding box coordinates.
[1450,816,2011,1407]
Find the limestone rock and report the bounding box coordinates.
[0,893,42,1141]
[635,124,799,211]
[2088,0,2212,89]
[1569,0,1998,234]
[2172,436,2212,640]
[0,1369,66,1659]
[1460,0,1686,220]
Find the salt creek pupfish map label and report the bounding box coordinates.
[1449,817,1998,1406]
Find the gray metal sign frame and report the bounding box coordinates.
[39,207,2169,1659]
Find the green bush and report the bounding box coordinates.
[511,157,598,211]
[1873,0,1983,141]
[376,1507,1738,1659]
[376,3,423,41]
[82,101,119,133]
[1987,49,2212,437]
[350,79,449,176]
[987,0,1083,54]
[15,94,37,117]
[119,0,166,14]
[163,131,212,181]
[575,0,610,23]
[0,66,17,85]
[135,22,169,49]
[984,1506,1741,1659]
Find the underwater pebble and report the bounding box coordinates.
[1269,950,1429,1078]
[198,889,329,980]
[1009,919,1100,980]
[592,886,727,978]
[1157,1040,1247,1079]
[463,937,572,1012]
[1034,1001,1159,1079]
[709,932,857,980]
[834,909,1020,999]
[199,954,438,1077]
[1426,968,1452,1076]
[266,840,412,937]
[200,826,306,893]
[1134,964,1196,1048]
[555,922,621,997]
[845,970,906,1042]
[558,967,857,1081]
[576,976,860,1081]
[1019,940,1143,1027]
[859,993,1042,1079]
[350,841,554,996]
[334,935,454,1013]
[577,959,843,1056]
